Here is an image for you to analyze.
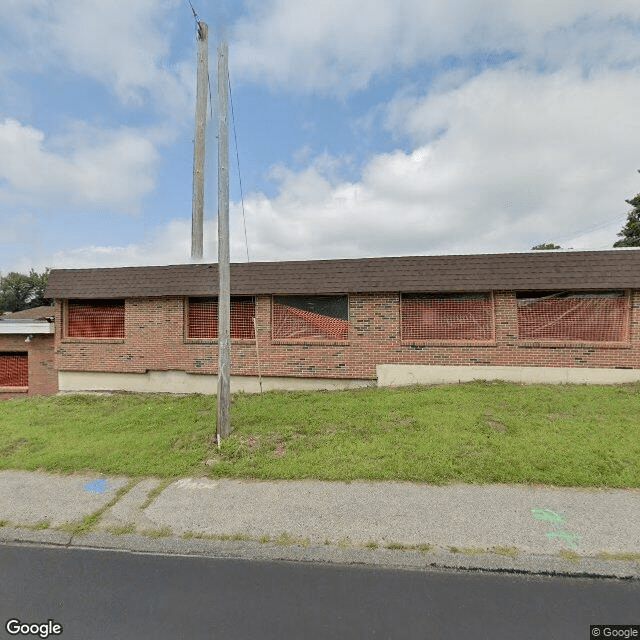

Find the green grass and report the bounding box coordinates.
[105,523,136,536]
[140,526,172,538]
[274,532,310,547]
[181,531,252,542]
[385,542,434,553]
[596,551,640,562]
[559,549,582,564]
[22,520,51,531]
[0,382,639,487]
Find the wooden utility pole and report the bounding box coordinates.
[191,20,208,261]
[217,39,231,439]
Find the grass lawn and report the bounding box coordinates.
[0,381,638,487]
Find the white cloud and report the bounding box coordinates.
[0,118,159,213]
[0,0,193,117]
[0,210,38,246]
[40,60,640,267]
[235,64,640,258]
[232,0,640,93]
[5,0,639,272]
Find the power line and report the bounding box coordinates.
[184,2,213,120]
[186,0,199,23]
[554,214,627,245]
[228,74,251,263]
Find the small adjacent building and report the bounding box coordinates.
[40,249,640,396]
[0,306,57,399]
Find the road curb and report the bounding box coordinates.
[0,528,638,580]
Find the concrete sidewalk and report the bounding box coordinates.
[1,470,639,579]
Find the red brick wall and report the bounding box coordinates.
[52,291,640,381]
[0,333,58,399]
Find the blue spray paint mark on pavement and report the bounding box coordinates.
[84,479,108,494]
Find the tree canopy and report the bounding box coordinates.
[614,174,640,247]
[531,243,561,250]
[0,268,51,313]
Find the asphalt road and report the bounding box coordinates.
[0,544,638,640]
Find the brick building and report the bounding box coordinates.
[38,249,640,396]
[0,306,57,399]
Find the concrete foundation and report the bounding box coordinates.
[376,364,640,387]
[58,371,372,395]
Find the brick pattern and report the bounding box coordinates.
[0,334,58,399]
[51,290,640,383]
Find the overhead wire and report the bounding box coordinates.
[551,213,628,248]
[187,0,250,261]
[228,74,251,263]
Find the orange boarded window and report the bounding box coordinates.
[187,297,255,339]
[517,291,628,342]
[272,295,349,341]
[0,352,28,387]
[401,293,494,341]
[67,300,125,338]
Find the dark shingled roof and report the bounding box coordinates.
[0,305,55,320]
[44,250,640,299]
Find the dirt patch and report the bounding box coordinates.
[457,444,483,459]
[484,416,506,433]
[0,439,28,456]
[273,439,286,458]
[547,413,572,421]
[171,433,202,451]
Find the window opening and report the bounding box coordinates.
[516,291,628,342]
[401,293,494,341]
[187,296,255,339]
[272,295,348,341]
[67,300,125,338]
[0,352,28,387]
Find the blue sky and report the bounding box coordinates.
[1,0,640,275]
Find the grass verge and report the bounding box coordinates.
[0,382,638,486]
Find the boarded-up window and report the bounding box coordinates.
[401,293,494,341]
[517,291,628,342]
[67,300,125,338]
[187,297,255,339]
[272,295,349,341]
[0,352,28,387]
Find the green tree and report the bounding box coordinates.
[0,268,51,312]
[531,243,561,250]
[27,268,51,307]
[614,173,640,247]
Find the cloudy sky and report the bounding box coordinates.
[1,0,639,275]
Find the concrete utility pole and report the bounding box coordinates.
[217,39,231,439]
[191,20,208,261]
